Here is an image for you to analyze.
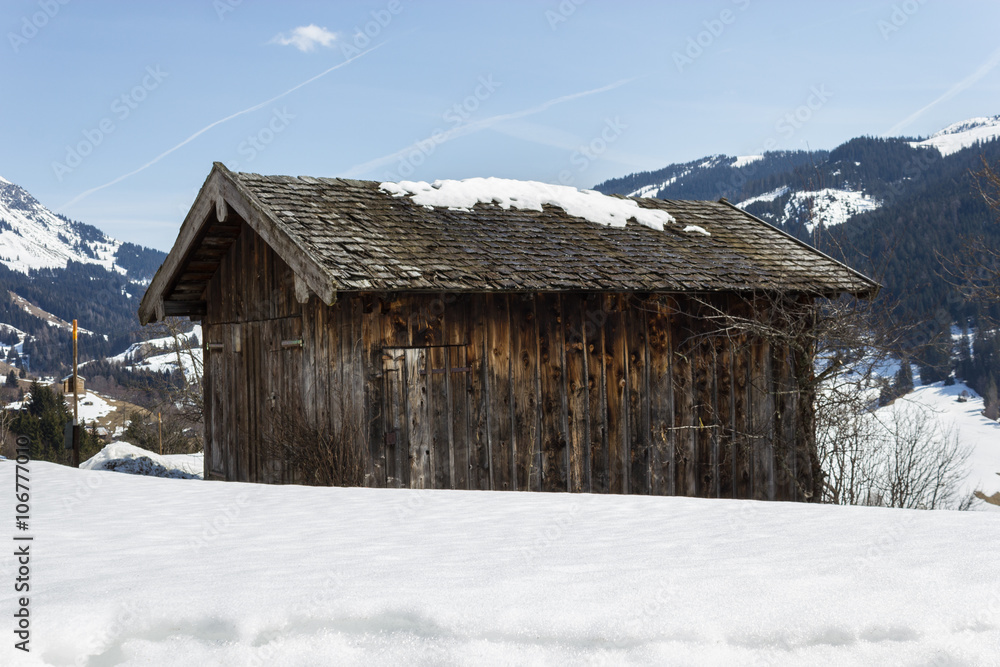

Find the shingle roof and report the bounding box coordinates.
[139,163,877,324]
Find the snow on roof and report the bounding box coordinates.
[380,177,678,231]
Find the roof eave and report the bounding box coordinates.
[717,198,882,299]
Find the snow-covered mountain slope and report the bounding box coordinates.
[109,324,202,380]
[624,155,776,199]
[3,461,997,664]
[738,187,881,232]
[909,114,1000,157]
[0,176,126,274]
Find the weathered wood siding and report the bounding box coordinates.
[201,224,818,500]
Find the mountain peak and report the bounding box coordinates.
[0,174,125,274]
[910,114,1000,156]
[930,114,1000,138]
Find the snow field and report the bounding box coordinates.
[0,463,997,665]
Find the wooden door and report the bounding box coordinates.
[383,346,470,490]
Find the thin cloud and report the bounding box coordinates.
[343,77,638,178]
[270,24,337,52]
[57,42,387,212]
[888,45,1000,136]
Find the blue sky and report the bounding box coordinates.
[2,0,999,251]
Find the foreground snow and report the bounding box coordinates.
[1,464,998,665]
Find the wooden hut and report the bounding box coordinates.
[139,163,877,500]
[61,375,85,395]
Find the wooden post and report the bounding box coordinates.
[72,319,79,468]
[158,412,163,456]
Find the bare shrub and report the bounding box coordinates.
[262,410,364,487]
[819,398,972,510]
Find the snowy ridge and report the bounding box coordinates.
[731,154,763,168]
[909,114,1000,157]
[381,177,677,231]
[626,156,764,199]
[0,177,125,274]
[735,186,789,208]
[627,170,688,198]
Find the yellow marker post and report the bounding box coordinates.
[72,319,79,468]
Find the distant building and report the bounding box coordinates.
[60,375,85,395]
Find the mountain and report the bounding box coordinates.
[0,176,162,278]
[0,176,167,373]
[909,114,1000,157]
[595,115,1000,399]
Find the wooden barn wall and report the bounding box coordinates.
[199,226,818,500]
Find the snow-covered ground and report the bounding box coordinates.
[73,390,116,423]
[80,441,203,479]
[0,462,997,665]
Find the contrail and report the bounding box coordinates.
[343,77,638,178]
[887,45,1000,136]
[57,42,387,211]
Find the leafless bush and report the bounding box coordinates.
[262,410,364,487]
[819,399,972,510]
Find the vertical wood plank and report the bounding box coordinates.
[672,310,696,496]
[564,295,588,493]
[382,348,405,488]
[467,295,491,491]
[428,345,452,489]
[538,293,569,492]
[692,313,716,498]
[716,331,736,498]
[604,296,627,494]
[449,345,471,490]
[362,301,386,488]
[511,294,540,491]
[586,294,608,494]
[646,298,673,495]
[405,347,431,488]
[486,294,513,491]
[626,296,651,495]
